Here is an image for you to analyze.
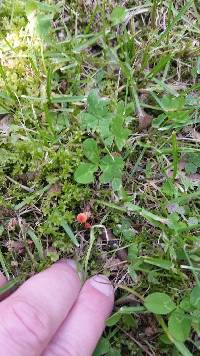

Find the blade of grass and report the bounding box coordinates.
[192,0,200,24]
[183,246,200,286]
[84,4,99,34]
[72,33,103,53]
[146,54,171,79]
[0,248,10,279]
[46,66,53,104]
[14,184,51,211]
[158,0,193,45]
[84,225,108,278]
[97,200,169,226]
[27,228,44,260]
[131,147,146,176]
[61,221,79,247]
[51,95,86,103]
[151,0,159,28]
[172,131,179,180]
[106,306,145,326]
[0,277,21,296]
[166,0,173,43]
[84,226,96,278]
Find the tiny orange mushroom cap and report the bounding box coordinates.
[76,212,88,224]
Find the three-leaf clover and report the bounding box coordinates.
[80,90,110,134]
[168,309,191,342]
[100,155,124,184]
[79,90,130,150]
[152,94,192,130]
[74,138,124,189]
[111,115,130,151]
[74,138,99,184]
[144,292,176,315]
[185,153,200,174]
[83,138,100,164]
[74,163,98,184]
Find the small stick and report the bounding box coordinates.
[6,175,34,193]
[118,326,154,356]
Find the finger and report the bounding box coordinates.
[45,275,114,356]
[0,260,81,356]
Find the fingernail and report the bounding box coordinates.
[57,259,83,283]
[90,275,113,297]
[66,259,78,271]
[58,259,78,271]
[67,260,84,283]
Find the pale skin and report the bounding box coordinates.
[0,260,114,355]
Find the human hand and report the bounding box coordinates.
[0,260,114,355]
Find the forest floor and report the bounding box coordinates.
[0,1,200,355]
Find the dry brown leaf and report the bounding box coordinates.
[116,248,128,261]
[167,158,200,184]
[18,170,40,184]
[0,115,11,135]
[48,182,62,194]
[6,240,24,253]
[188,173,200,183]
[137,109,153,130]
[145,324,158,337]
[104,257,123,271]
[0,207,14,219]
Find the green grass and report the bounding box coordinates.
[0,0,200,354]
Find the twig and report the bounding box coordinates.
[6,175,34,193]
[118,284,144,301]
[118,326,154,356]
[99,260,127,273]
[115,294,138,306]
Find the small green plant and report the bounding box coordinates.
[25,0,57,41]
[144,284,200,344]
[74,90,131,190]
[107,285,200,353]
[79,90,130,149]
[152,94,197,130]
[74,138,124,190]
[110,7,126,26]
[185,153,200,174]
